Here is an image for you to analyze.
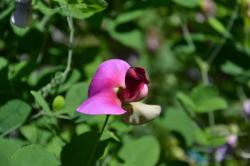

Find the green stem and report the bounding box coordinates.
[208,111,215,126]
[181,23,195,51]
[196,57,209,85]
[196,58,217,165]
[237,86,249,123]
[203,67,215,126]
[64,14,74,77]
[208,4,239,64]
[196,58,215,126]
[99,115,110,137]
[87,115,110,166]
[39,13,74,97]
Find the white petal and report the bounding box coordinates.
[123,102,161,125]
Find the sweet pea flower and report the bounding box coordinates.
[77,59,161,124]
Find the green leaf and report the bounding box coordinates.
[0,151,11,166]
[195,97,228,113]
[0,138,23,165]
[59,0,108,19]
[11,24,30,36]
[35,1,56,16]
[176,92,196,113]
[20,124,52,144]
[67,4,94,19]
[115,10,143,24]
[11,145,60,166]
[61,131,110,166]
[8,61,29,80]
[205,125,230,147]
[20,125,52,144]
[109,120,133,136]
[46,137,65,158]
[118,136,160,166]
[191,85,228,112]
[20,125,38,144]
[161,107,201,145]
[0,57,8,71]
[27,66,62,87]
[0,100,31,135]
[172,0,199,8]
[107,24,144,51]
[191,85,219,101]
[31,91,51,113]
[0,1,14,20]
[60,82,88,117]
[0,60,11,95]
[105,11,144,50]
[51,0,67,4]
[75,124,91,135]
[208,17,231,38]
[221,61,244,76]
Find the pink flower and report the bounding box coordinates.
[77,59,161,124]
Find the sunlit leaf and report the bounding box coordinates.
[208,17,231,38]
[20,125,38,144]
[221,61,244,76]
[172,0,199,8]
[31,91,51,113]
[59,0,108,19]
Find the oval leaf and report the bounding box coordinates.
[11,145,59,166]
[0,100,31,135]
[119,136,160,166]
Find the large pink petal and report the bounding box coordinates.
[77,90,126,115]
[88,59,130,97]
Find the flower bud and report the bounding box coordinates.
[52,95,65,111]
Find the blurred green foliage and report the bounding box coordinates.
[1,0,250,165]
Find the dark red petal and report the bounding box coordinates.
[119,67,149,102]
